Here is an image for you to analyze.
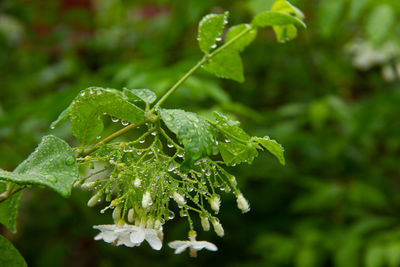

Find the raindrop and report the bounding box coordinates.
[139,140,145,144]
[137,151,142,155]
[96,136,101,139]
[211,44,217,49]
[111,117,119,122]
[167,143,174,148]
[225,139,230,143]
[50,125,55,130]
[216,37,222,41]
[121,120,129,126]
[46,175,57,183]
[177,153,184,158]
[168,211,175,220]
[151,132,157,136]
[65,156,75,166]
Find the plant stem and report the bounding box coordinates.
[152,25,253,110]
[80,120,149,157]
[0,187,23,203]
[152,58,206,109]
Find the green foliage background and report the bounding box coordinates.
[1,0,400,266]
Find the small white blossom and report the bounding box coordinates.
[168,231,217,257]
[172,191,186,206]
[142,191,152,209]
[209,195,220,214]
[134,178,141,188]
[236,193,250,213]
[211,219,224,237]
[200,215,210,231]
[93,223,163,250]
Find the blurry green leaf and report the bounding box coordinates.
[198,12,229,54]
[0,235,27,267]
[317,0,345,38]
[202,50,244,82]
[123,88,157,104]
[0,183,22,233]
[365,246,385,267]
[334,237,361,267]
[366,5,395,45]
[0,135,78,197]
[252,11,306,28]
[213,112,258,165]
[387,243,400,267]
[70,87,146,145]
[271,0,305,19]
[252,136,285,165]
[295,246,317,267]
[159,109,218,169]
[225,24,258,52]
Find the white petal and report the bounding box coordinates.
[94,233,103,241]
[116,235,137,247]
[144,229,162,250]
[191,241,218,251]
[175,244,190,254]
[93,224,117,231]
[168,241,188,249]
[130,229,145,244]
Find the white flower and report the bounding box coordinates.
[93,223,162,250]
[168,231,217,257]
[172,191,186,206]
[236,193,250,213]
[209,195,220,214]
[142,191,152,209]
[134,178,141,188]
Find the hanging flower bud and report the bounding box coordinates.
[134,178,141,188]
[81,181,96,190]
[172,192,186,206]
[211,218,224,237]
[209,195,220,214]
[229,175,237,186]
[200,215,210,231]
[128,208,135,223]
[142,191,152,209]
[147,216,155,228]
[87,192,101,207]
[112,206,122,222]
[236,193,250,213]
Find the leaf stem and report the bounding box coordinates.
[80,120,149,157]
[151,25,253,109]
[0,187,23,203]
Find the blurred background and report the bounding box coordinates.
[1,0,400,266]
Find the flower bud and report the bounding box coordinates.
[229,175,237,186]
[147,216,155,228]
[81,181,96,190]
[142,191,152,209]
[209,195,220,214]
[117,163,125,170]
[212,218,224,237]
[134,178,141,188]
[236,193,250,213]
[128,208,135,223]
[87,192,101,207]
[172,192,186,206]
[119,142,126,149]
[154,219,162,230]
[188,230,197,241]
[112,206,122,222]
[200,215,210,231]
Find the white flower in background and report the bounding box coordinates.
[236,193,250,213]
[168,230,217,257]
[93,223,162,250]
[133,178,141,188]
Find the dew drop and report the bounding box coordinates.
[65,156,75,166]
[96,135,101,139]
[46,175,57,183]
[50,125,55,130]
[167,143,174,148]
[211,44,217,49]
[139,139,145,144]
[111,117,119,122]
[121,120,129,126]
[151,132,157,136]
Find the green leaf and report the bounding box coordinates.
[0,135,79,197]
[271,0,305,19]
[202,50,244,82]
[366,5,395,45]
[0,235,27,267]
[198,12,229,54]
[50,103,72,129]
[213,112,258,165]
[123,88,157,104]
[70,87,146,145]
[252,11,306,28]
[0,182,22,233]
[225,24,258,52]
[273,24,298,43]
[365,245,385,267]
[252,136,285,165]
[159,109,218,168]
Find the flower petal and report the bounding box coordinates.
[191,241,218,251]
[130,229,145,244]
[175,244,190,254]
[168,241,188,249]
[144,229,162,250]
